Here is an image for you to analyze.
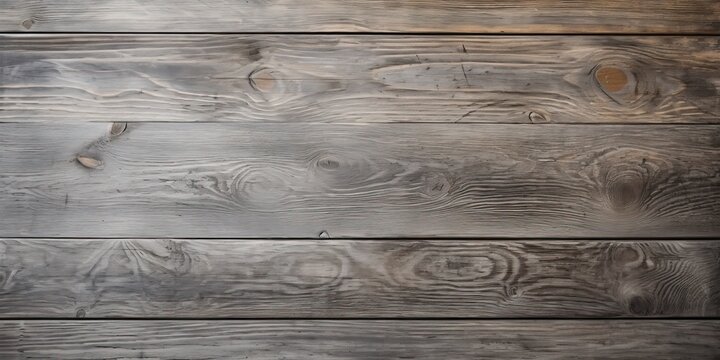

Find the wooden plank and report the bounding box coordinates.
[1,123,719,238]
[1,320,718,359]
[1,1,718,33]
[1,35,718,124]
[0,239,718,318]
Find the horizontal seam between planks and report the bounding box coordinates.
[2,122,720,126]
[0,32,719,36]
[3,317,720,321]
[2,237,720,241]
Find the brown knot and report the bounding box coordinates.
[594,66,628,93]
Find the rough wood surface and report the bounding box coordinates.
[1,320,718,359]
[2,123,719,238]
[1,1,718,33]
[1,239,718,318]
[2,2,718,356]
[1,35,718,124]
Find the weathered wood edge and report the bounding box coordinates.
[0,320,718,359]
[1,0,718,33]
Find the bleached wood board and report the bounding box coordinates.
[0,239,717,318]
[1,123,718,238]
[0,320,718,359]
[1,0,718,33]
[1,35,718,124]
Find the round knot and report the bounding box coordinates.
[75,308,86,318]
[21,19,34,30]
[613,245,640,265]
[628,295,654,316]
[606,173,646,212]
[248,67,277,93]
[582,148,668,216]
[594,66,628,93]
[316,156,341,171]
[585,60,655,107]
[420,173,451,199]
[230,165,292,206]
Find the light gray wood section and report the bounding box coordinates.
[0,239,718,318]
[1,123,719,238]
[1,1,718,33]
[1,320,718,359]
[1,35,718,124]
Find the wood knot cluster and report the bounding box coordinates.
[386,243,523,297]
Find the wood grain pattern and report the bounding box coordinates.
[1,0,718,33]
[0,239,718,318]
[2,123,719,238]
[1,320,718,359]
[1,35,718,124]
[2,1,718,356]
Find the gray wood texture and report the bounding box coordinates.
[1,35,718,124]
[1,320,718,359]
[1,239,718,318]
[1,1,718,33]
[1,1,718,357]
[1,123,718,238]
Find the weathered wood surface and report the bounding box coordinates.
[1,35,718,124]
[2,123,719,238]
[1,239,718,318]
[1,320,718,359]
[1,1,719,33]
